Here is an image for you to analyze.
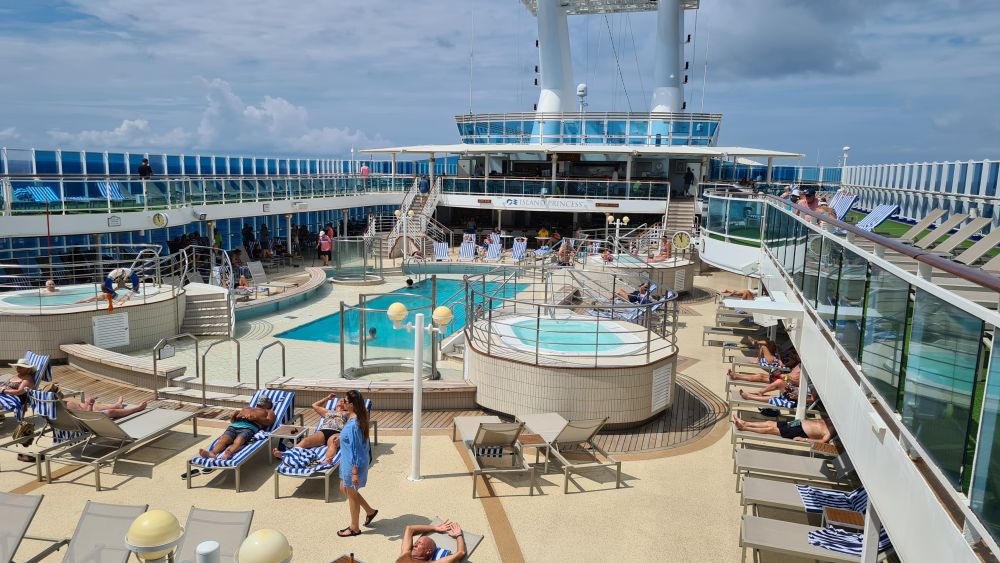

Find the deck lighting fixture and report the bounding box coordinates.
[125,509,183,562]
[236,529,292,563]
[387,303,454,481]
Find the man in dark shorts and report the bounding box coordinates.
[198,397,276,460]
[731,415,835,443]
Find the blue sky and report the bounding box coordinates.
[0,0,998,165]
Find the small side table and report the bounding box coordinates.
[331,554,364,563]
[269,425,309,464]
[822,507,865,532]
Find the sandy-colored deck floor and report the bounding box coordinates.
[1,269,812,562]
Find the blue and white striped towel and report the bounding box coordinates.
[0,394,24,421]
[796,485,868,513]
[807,526,891,557]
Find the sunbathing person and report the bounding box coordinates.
[397,520,466,563]
[1,359,37,415]
[64,394,147,419]
[237,275,252,289]
[645,238,672,263]
[721,288,757,300]
[272,392,348,465]
[614,281,653,304]
[738,375,816,410]
[728,364,798,384]
[198,397,275,461]
[732,414,836,444]
[599,248,615,263]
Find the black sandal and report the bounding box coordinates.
[364,509,378,527]
[337,527,361,537]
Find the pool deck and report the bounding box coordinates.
[0,269,811,562]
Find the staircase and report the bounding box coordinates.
[387,177,451,258]
[180,285,233,337]
[663,198,696,235]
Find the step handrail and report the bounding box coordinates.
[255,341,286,390]
[201,337,241,405]
[152,333,199,402]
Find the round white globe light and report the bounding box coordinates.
[237,529,292,563]
[125,510,183,561]
[432,306,454,327]
[387,302,409,323]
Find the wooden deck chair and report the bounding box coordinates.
[980,250,1000,273]
[520,413,621,494]
[458,241,477,261]
[955,228,1000,266]
[898,208,946,243]
[484,242,502,262]
[24,501,148,563]
[931,217,991,255]
[914,213,968,249]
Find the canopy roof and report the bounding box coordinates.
[520,0,699,16]
[360,143,803,159]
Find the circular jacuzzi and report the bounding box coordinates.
[0,283,162,308]
[492,315,646,356]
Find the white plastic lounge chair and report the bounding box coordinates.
[913,213,968,249]
[741,477,867,516]
[740,516,892,563]
[187,389,296,493]
[519,413,620,494]
[433,242,449,261]
[0,492,43,563]
[931,217,990,255]
[173,506,254,563]
[25,501,148,563]
[734,449,854,490]
[511,237,528,261]
[424,518,484,562]
[274,397,374,502]
[897,208,946,243]
[854,204,898,232]
[458,241,477,261]
[45,408,197,491]
[247,260,296,289]
[452,416,536,498]
[484,242,502,262]
[955,228,1000,266]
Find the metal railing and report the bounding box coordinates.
[201,337,241,391]
[441,176,672,200]
[151,334,199,402]
[255,341,286,390]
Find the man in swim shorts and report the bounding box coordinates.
[731,415,835,444]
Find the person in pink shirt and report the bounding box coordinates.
[317,230,332,266]
[797,187,820,222]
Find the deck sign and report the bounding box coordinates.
[92,312,130,349]
[651,363,673,411]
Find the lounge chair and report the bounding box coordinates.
[0,389,87,481]
[425,518,484,562]
[740,516,892,563]
[734,449,854,491]
[519,413,620,494]
[173,506,254,563]
[247,260,296,289]
[831,194,857,220]
[913,213,968,249]
[25,500,148,563]
[930,217,990,255]
[955,228,1000,266]
[26,350,52,382]
[0,492,43,563]
[274,397,374,502]
[982,252,1000,274]
[46,408,197,491]
[511,237,528,261]
[897,208,946,243]
[728,388,822,417]
[188,389,296,493]
[484,242,502,262]
[458,241,477,261]
[741,477,867,516]
[731,428,841,457]
[433,242,450,261]
[452,416,536,498]
[854,204,898,232]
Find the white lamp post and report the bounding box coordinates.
[387,302,454,481]
[841,146,851,168]
[125,510,184,563]
[394,209,416,259]
[607,215,630,252]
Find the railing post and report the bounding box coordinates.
[535,305,541,365]
[339,301,346,378]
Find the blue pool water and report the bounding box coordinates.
[0,284,160,307]
[276,278,524,349]
[511,318,627,353]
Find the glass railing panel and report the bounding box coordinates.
[706,196,726,233]
[834,248,867,362]
[223,179,241,202]
[727,199,761,240]
[971,343,1000,542]
[903,288,984,488]
[145,180,169,209]
[816,238,842,329]
[800,231,822,301]
[188,179,206,203]
[203,179,224,204]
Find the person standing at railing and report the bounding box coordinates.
[317,230,333,267]
[137,158,152,180]
[360,163,370,191]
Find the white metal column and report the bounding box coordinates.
[650,0,685,112]
[535,0,576,113]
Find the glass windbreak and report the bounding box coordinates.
[862,266,910,407]
[800,232,823,305]
[815,239,842,329]
[726,199,761,240]
[902,289,983,488]
[834,249,867,362]
[971,342,1000,542]
[706,196,727,234]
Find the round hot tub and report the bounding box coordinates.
[0,283,162,308]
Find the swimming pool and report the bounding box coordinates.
[276,278,526,349]
[0,283,162,307]
[493,315,647,356]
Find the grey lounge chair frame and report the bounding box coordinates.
[931,217,990,255]
[740,516,891,563]
[728,389,822,417]
[0,492,44,563]
[734,448,854,492]
[914,213,968,249]
[25,500,148,563]
[897,208,947,243]
[460,421,536,498]
[424,518,484,562]
[0,396,88,482]
[955,227,1000,266]
[522,415,621,494]
[740,476,858,516]
[46,408,197,491]
[174,506,254,563]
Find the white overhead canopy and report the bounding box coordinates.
[360,143,803,159]
[520,0,699,16]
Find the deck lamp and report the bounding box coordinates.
[236,529,292,563]
[387,302,454,480]
[125,509,184,562]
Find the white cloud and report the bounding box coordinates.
[0,127,20,141]
[47,119,190,150]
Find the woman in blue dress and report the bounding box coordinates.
[337,389,378,537]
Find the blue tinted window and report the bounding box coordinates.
[85,152,106,175]
[542,120,561,135]
[108,153,126,175]
[607,120,626,137]
[60,151,83,174]
[986,163,999,197]
[167,155,182,175]
[671,120,691,135]
[279,160,288,175]
[128,153,145,174]
[199,156,213,175]
[214,157,227,175]
[628,120,648,136]
[35,151,59,174]
[585,120,605,136]
[267,159,276,175]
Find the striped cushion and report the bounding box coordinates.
[833,194,857,220]
[191,437,267,468]
[856,204,898,232]
[796,485,867,513]
[807,526,892,557]
[27,389,56,419]
[25,351,51,382]
[277,447,341,477]
[476,446,505,458]
[189,389,295,468]
[431,548,452,560]
[0,394,23,421]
